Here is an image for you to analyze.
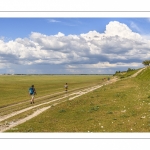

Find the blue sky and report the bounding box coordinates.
[1,18,150,40]
[0,18,150,74]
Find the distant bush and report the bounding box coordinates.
[127,68,135,72]
[114,68,138,79]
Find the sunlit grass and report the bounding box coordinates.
[8,77,150,132]
[3,67,150,132]
[0,75,110,107]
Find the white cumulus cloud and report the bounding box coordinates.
[0,21,149,74]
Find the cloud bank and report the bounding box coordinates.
[0,21,149,74]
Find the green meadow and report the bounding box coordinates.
[1,67,150,132]
[0,75,109,108]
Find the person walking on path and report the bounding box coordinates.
[29,85,37,104]
[64,83,68,92]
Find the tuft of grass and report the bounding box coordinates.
[59,109,66,113]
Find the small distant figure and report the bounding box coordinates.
[64,83,68,92]
[29,85,37,104]
[108,77,110,81]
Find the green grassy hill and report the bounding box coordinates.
[113,68,141,79]
[5,67,150,132]
[136,66,150,80]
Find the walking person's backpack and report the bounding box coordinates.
[29,87,34,95]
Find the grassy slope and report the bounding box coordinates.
[6,68,150,132]
[113,68,141,79]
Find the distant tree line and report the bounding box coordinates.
[114,60,150,75]
[115,68,135,74]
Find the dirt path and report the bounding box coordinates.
[0,71,138,132]
[130,67,145,78]
[0,85,102,132]
[0,79,118,132]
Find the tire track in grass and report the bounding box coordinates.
[0,77,119,132]
[0,106,51,132]
[0,94,74,122]
[0,84,110,132]
[0,84,109,123]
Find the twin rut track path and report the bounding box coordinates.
[0,68,144,132]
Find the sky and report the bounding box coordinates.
[0,18,150,74]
